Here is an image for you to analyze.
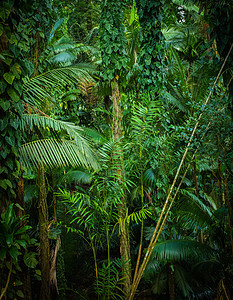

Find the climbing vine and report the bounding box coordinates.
[135,0,170,94]
[99,0,129,84]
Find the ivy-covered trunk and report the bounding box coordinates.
[99,0,131,295]
[38,165,50,300]
[112,80,132,294]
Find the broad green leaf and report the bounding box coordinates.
[7,87,20,102]
[9,246,19,261]
[5,135,15,147]
[16,290,24,298]
[15,225,31,235]
[3,72,15,85]
[0,80,7,93]
[6,233,14,246]
[16,239,27,248]
[24,252,38,268]
[0,118,8,131]
[0,99,10,111]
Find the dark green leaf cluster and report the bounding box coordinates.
[99,0,129,82]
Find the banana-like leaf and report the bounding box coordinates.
[23,65,94,106]
[20,139,99,170]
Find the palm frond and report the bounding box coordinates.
[57,169,91,185]
[177,190,215,230]
[171,46,187,90]
[162,90,188,112]
[151,267,167,295]
[143,168,156,187]
[23,65,94,106]
[21,114,91,145]
[19,139,99,170]
[150,239,214,262]
[124,205,152,225]
[174,265,193,297]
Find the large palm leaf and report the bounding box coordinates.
[19,114,99,170]
[150,239,214,261]
[23,65,94,106]
[20,139,98,170]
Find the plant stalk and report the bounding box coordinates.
[128,44,233,300]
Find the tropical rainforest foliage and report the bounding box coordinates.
[0,0,233,299]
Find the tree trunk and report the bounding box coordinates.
[112,80,132,295]
[168,264,175,300]
[38,165,50,300]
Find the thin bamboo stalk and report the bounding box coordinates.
[128,43,233,300]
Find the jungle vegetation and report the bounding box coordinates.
[0,0,233,299]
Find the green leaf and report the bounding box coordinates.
[48,18,63,41]
[24,252,38,268]
[6,233,14,246]
[15,225,31,235]
[0,24,3,36]
[9,246,19,261]
[7,87,20,102]
[0,179,7,190]
[13,81,23,96]
[10,118,20,130]
[0,80,7,94]
[0,118,8,131]
[16,239,27,248]
[14,280,23,286]
[3,72,15,85]
[5,135,15,147]
[23,60,34,76]
[16,290,24,298]
[0,248,7,261]
[0,99,10,111]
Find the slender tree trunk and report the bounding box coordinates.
[168,264,175,300]
[112,80,132,295]
[38,165,50,300]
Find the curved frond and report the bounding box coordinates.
[174,265,193,297]
[19,139,99,170]
[21,114,91,145]
[176,190,215,230]
[23,65,94,106]
[150,239,214,262]
[57,169,91,185]
[48,51,76,65]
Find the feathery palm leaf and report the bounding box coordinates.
[23,65,94,106]
[177,190,215,230]
[57,169,91,185]
[150,239,214,262]
[20,139,99,170]
[20,114,99,170]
